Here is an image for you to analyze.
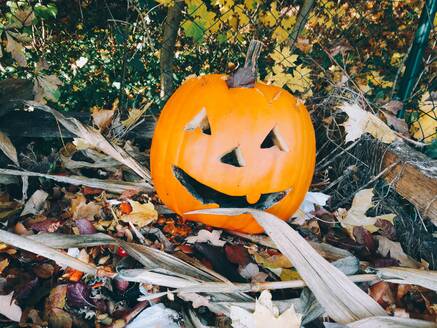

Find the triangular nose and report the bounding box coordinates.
[220,147,245,167]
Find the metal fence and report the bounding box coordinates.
[157,0,436,144]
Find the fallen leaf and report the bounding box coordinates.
[382,100,403,115]
[0,292,22,322]
[5,32,27,67]
[33,74,62,104]
[21,189,48,216]
[369,281,395,307]
[238,263,260,280]
[382,112,409,135]
[0,131,19,165]
[376,236,420,268]
[230,290,301,328]
[254,251,292,269]
[66,281,93,308]
[340,103,399,143]
[336,188,396,237]
[91,107,115,130]
[225,244,251,266]
[120,200,157,228]
[75,218,97,234]
[186,229,226,247]
[293,191,330,225]
[0,258,9,274]
[70,194,101,220]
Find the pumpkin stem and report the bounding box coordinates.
[227,39,264,88]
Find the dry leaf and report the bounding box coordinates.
[5,32,27,67]
[293,191,330,225]
[376,236,420,268]
[33,74,62,104]
[189,208,386,324]
[120,200,157,228]
[230,290,301,328]
[0,292,22,322]
[70,194,101,220]
[21,189,48,216]
[254,251,292,269]
[186,229,226,247]
[0,131,19,165]
[91,107,115,130]
[0,258,9,274]
[340,103,399,143]
[336,189,396,237]
[26,102,152,182]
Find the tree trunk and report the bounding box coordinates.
[289,0,316,49]
[160,1,184,99]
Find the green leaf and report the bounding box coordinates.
[182,20,204,43]
[34,3,57,20]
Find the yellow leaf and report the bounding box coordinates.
[120,200,157,228]
[410,92,436,143]
[367,71,393,88]
[280,269,301,281]
[254,252,292,269]
[270,46,297,67]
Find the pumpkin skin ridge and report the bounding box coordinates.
[150,74,316,234]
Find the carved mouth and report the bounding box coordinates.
[173,166,288,210]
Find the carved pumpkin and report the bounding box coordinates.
[151,43,315,234]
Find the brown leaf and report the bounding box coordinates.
[47,308,72,328]
[91,107,115,130]
[376,236,420,268]
[382,112,409,135]
[369,281,395,308]
[5,32,27,67]
[382,100,403,115]
[0,131,19,165]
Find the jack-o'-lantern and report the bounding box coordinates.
[150,41,315,234]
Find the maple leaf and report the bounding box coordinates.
[336,188,396,237]
[5,32,27,67]
[33,74,63,104]
[230,290,301,328]
[120,200,157,228]
[270,46,297,68]
[340,103,399,143]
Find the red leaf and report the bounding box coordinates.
[224,244,251,266]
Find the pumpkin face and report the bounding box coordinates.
[150,74,315,234]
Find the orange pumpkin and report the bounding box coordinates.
[150,72,315,234]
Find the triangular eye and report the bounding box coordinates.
[261,127,289,152]
[220,147,245,167]
[185,107,211,135]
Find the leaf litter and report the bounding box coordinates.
[0,104,435,327]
